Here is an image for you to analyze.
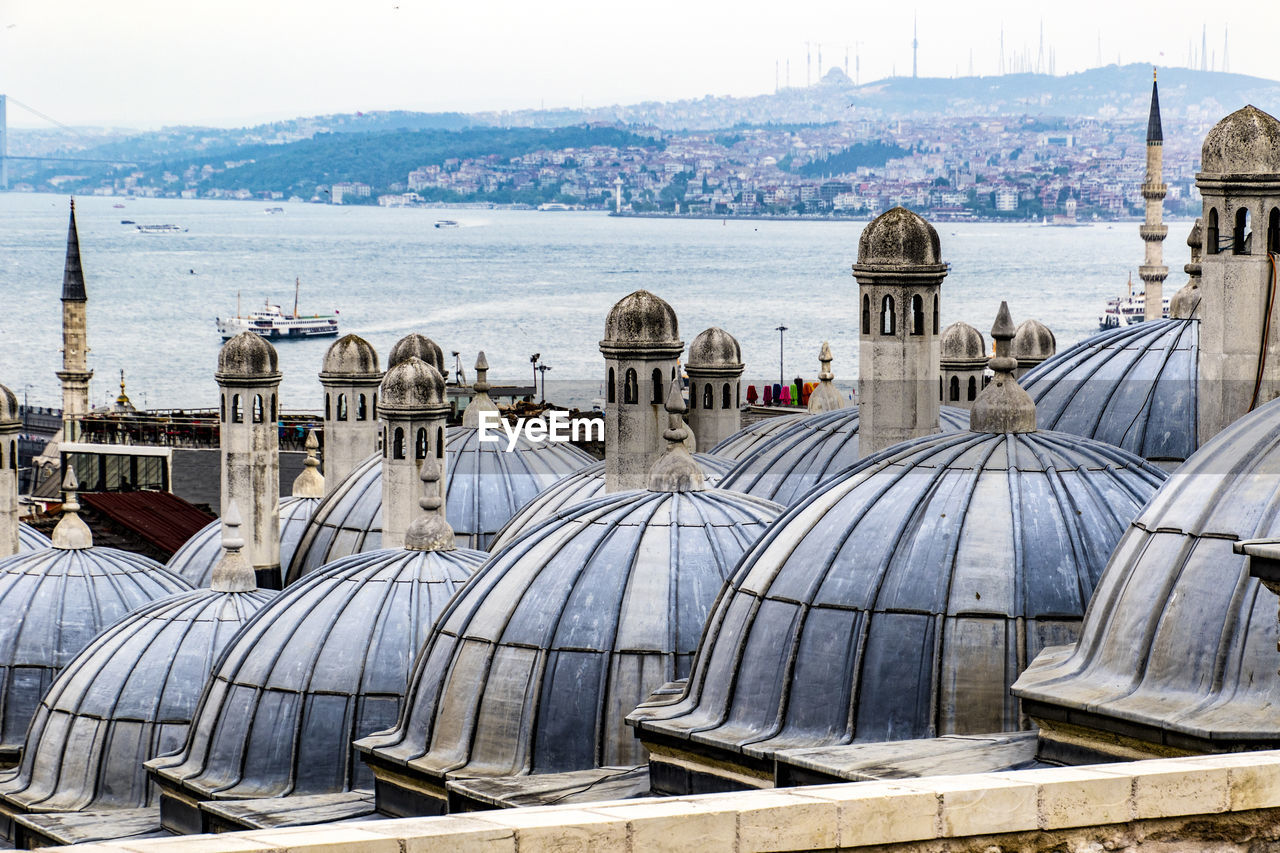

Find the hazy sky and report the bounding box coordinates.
[0,0,1274,129]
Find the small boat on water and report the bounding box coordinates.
[537,202,571,211]
[434,219,460,228]
[216,279,340,340]
[1099,273,1170,330]
[137,224,187,234]
[112,203,125,209]
[265,207,285,214]
[120,220,135,225]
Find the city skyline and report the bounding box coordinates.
[0,0,1274,129]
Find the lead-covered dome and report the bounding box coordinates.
[1020,318,1198,465]
[709,415,806,460]
[856,206,941,266]
[1200,105,1280,175]
[717,406,970,506]
[380,357,445,410]
[488,453,734,552]
[320,334,380,378]
[941,322,986,362]
[688,328,742,368]
[215,332,279,379]
[166,497,319,588]
[0,385,17,423]
[387,333,445,374]
[287,427,594,577]
[18,524,49,554]
[357,487,782,780]
[148,545,484,799]
[631,429,1165,755]
[602,290,680,345]
[0,587,272,812]
[0,547,191,759]
[1012,319,1056,364]
[1012,395,1280,747]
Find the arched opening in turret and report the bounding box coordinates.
[357,394,368,421]
[1234,207,1252,255]
[324,394,330,421]
[689,383,697,409]
[651,368,664,404]
[221,396,227,423]
[382,428,388,457]
[372,395,377,420]
[436,427,444,458]
[881,295,896,336]
[968,376,978,401]
[910,295,924,336]
[337,394,348,421]
[1269,208,1279,255]
[231,395,242,424]
[703,384,714,409]
[8,442,13,470]
[933,295,939,334]
[392,428,405,460]
[1207,208,1219,255]
[722,383,732,409]
[415,428,428,460]
[861,295,871,334]
[624,369,638,404]
[949,376,960,401]
[252,395,264,424]
[271,395,277,423]
[607,368,616,404]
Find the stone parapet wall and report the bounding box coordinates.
[49,752,1280,852]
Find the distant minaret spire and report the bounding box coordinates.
[912,13,918,79]
[1140,68,1168,322]
[57,198,92,443]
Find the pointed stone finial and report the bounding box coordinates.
[51,468,92,550]
[404,457,456,551]
[969,302,1037,434]
[291,429,325,498]
[461,351,499,428]
[210,503,257,592]
[648,380,705,492]
[807,341,845,413]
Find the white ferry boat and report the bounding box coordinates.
[136,224,187,234]
[434,219,460,228]
[217,280,340,340]
[1099,274,1170,330]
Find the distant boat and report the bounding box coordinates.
[136,224,187,234]
[1099,273,1169,330]
[434,219,460,228]
[120,219,135,225]
[112,203,126,209]
[537,203,571,211]
[265,207,285,214]
[216,280,339,341]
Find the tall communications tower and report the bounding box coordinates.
[912,14,918,79]
[0,95,8,191]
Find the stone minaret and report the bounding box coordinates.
[806,342,846,413]
[1196,105,1280,443]
[1141,70,1169,321]
[56,199,92,443]
[854,207,947,457]
[686,327,744,450]
[378,356,448,549]
[461,351,498,427]
[0,384,19,557]
[600,290,683,491]
[216,332,282,586]
[319,334,382,493]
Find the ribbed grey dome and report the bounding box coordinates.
[0,385,17,423]
[357,487,782,779]
[287,427,595,579]
[488,453,734,553]
[1012,395,1280,744]
[631,429,1166,755]
[216,332,279,379]
[717,406,970,506]
[688,328,742,368]
[18,525,49,554]
[387,334,444,374]
[941,322,986,362]
[0,548,192,757]
[1020,318,1198,464]
[320,334,380,378]
[147,545,484,799]
[1012,319,1056,363]
[380,358,445,411]
[709,415,806,461]
[603,290,680,345]
[167,497,319,588]
[856,206,941,266]
[0,588,272,812]
[1200,104,1280,175]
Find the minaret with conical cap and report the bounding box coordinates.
[215,332,282,587]
[970,302,1037,434]
[0,384,20,557]
[378,356,449,549]
[648,379,705,493]
[290,429,325,498]
[807,342,845,413]
[209,503,257,593]
[461,351,497,427]
[56,199,92,442]
[686,327,744,449]
[1141,69,1169,321]
[319,334,382,492]
[51,468,93,550]
[403,456,456,552]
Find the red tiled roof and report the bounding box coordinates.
[80,491,216,556]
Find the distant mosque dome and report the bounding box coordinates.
[710,414,806,461]
[941,321,986,362]
[717,406,970,506]
[1200,104,1280,175]
[17,524,49,554]
[488,453,734,552]
[856,206,942,267]
[1013,394,1280,749]
[166,496,319,588]
[1020,318,1198,465]
[603,289,680,345]
[287,428,594,578]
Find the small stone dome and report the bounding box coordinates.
[1012,319,1056,363]
[18,524,49,554]
[856,206,941,266]
[379,357,445,412]
[387,333,445,374]
[0,384,17,424]
[632,429,1166,754]
[356,487,782,780]
[489,453,734,552]
[286,427,595,576]
[1012,394,1280,746]
[166,496,319,588]
[321,334,381,378]
[1200,105,1280,175]
[718,406,970,506]
[1021,318,1198,465]
[0,587,272,812]
[603,290,680,345]
[687,328,742,368]
[709,414,807,460]
[148,545,484,799]
[941,322,987,362]
[0,547,192,757]
[216,332,279,379]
